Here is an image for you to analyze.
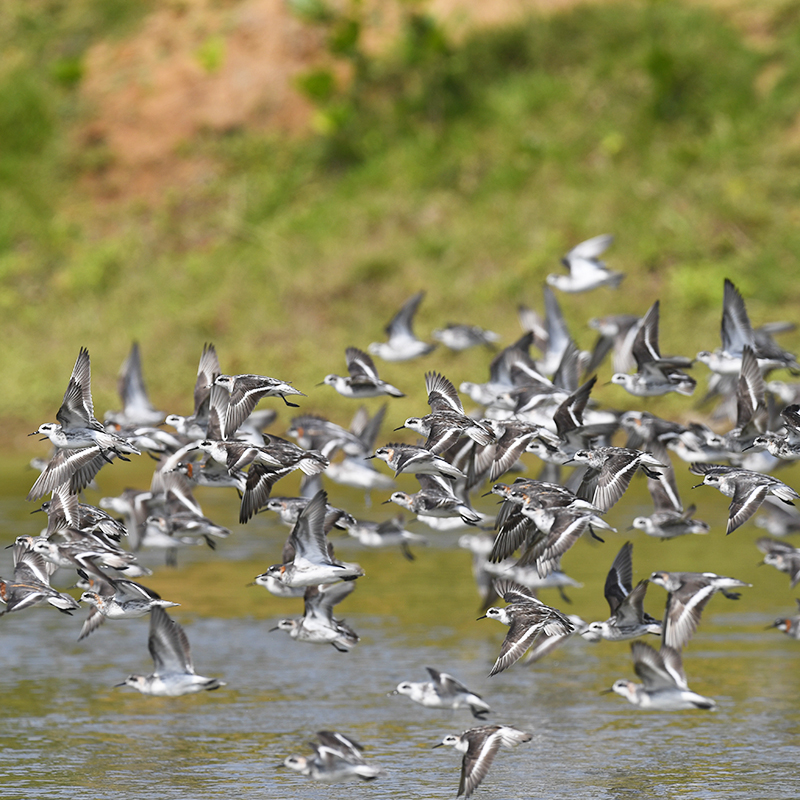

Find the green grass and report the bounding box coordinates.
[3,0,800,444]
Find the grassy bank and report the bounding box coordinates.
[3,0,800,445]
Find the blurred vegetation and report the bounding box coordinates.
[3,0,800,447]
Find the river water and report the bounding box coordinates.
[0,454,799,800]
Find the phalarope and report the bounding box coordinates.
[0,543,80,616]
[116,607,225,696]
[756,537,800,588]
[283,731,384,782]
[570,446,666,513]
[78,572,179,641]
[393,667,491,719]
[649,570,751,650]
[322,347,405,398]
[546,233,622,293]
[432,323,499,352]
[769,599,800,639]
[690,462,799,534]
[263,490,364,587]
[610,300,695,397]
[32,347,141,459]
[480,579,573,676]
[582,542,662,643]
[271,581,359,651]
[104,341,165,427]
[607,641,716,710]
[434,724,531,798]
[630,441,709,539]
[368,291,436,361]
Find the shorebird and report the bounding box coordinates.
[582,542,662,643]
[340,515,427,560]
[0,543,80,616]
[213,371,305,434]
[368,291,436,361]
[282,731,384,783]
[392,667,491,719]
[769,599,800,640]
[432,323,500,351]
[271,581,359,651]
[697,278,800,376]
[630,442,709,539]
[164,342,221,438]
[262,490,364,587]
[321,347,405,398]
[116,607,225,696]
[649,570,751,650]
[78,572,180,641]
[756,537,800,588]
[32,347,141,457]
[689,462,799,534]
[585,312,641,375]
[755,495,800,536]
[104,341,165,428]
[570,446,666,513]
[399,372,494,454]
[387,474,482,525]
[610,300,695,397]
[607,641,716,710]
[373,442,465,480]
[546,233,623,293]
[479,579,573,676]
[434,724,532,798]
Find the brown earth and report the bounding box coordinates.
[77,0,604,202]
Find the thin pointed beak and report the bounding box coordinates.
[432,742,445,749]
[393,425,405,432]
[691,482,704,489]
[476,614,487,621]
[600,687,615,695]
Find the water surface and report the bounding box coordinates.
[1,456,799,799]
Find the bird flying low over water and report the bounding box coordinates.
[434,724,532,799]
[116,607,225,696]
[480,579,573,676]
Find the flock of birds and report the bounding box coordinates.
[6,233,800,796]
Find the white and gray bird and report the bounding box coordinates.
[607,641,716,711]
[393,667,491,719]
[546,234,623,293]
[283,731,384,783]
[690,462,799,535]
[116,607,225,696]
[434,724,532,799]
[368,291,436,361]
[321,347,405,398]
